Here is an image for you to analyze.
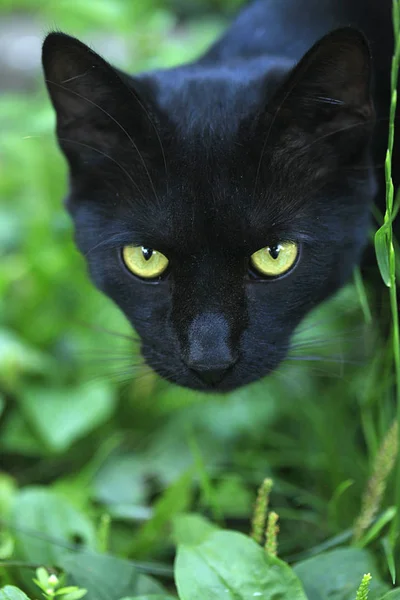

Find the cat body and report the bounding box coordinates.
[42,0,397,392]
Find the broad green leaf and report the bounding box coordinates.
[172,513,219,546]
[93,454,147,506]
[380,591,400,599]
[135,577,165,596]
[18,382,116,452]
[175,530,307,600]
[294,548,389,600]
[61,552,165,600]
[12,487,96,565]
[0,587,31,600]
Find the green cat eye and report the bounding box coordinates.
[250,242,298,277]
[122,245,169,279]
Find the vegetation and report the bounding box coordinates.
[0,0,399,597]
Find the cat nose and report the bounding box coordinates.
[184,312,238,386]
[188,362,234,386]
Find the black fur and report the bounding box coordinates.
[42,0,397,392]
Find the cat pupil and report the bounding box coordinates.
[269,246,281,260]
[142,247,153,261]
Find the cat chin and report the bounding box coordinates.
[182,375,266,393]
[144,355,282,393]
[154,370,265,393]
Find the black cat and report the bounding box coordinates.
[42,0,397,392]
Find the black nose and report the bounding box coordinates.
[183,312,238,387]
[189,362,233,386]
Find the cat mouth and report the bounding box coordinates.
[142,350,278,392]
[181,367,271,392]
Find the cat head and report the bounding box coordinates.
[42,28,375,392]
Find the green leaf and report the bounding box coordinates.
[382,537,397,585]
[35,566,50,589]
[93,454,147,507]
[375,225,391,287]
[294,548,389,600]
[0,587,31,600]
[0,330,49,390]
[55,586,86,597]
[18,382,116,452]
[59,590,88,600]
[172,513,219,546]
[119,597,176,600]
[132,469,194,555]
[0,531,14,559]
[0,473,17,518]
[211,475,253,518]
[380,591,400,599]
[328,480,354,525]
[357,507,397,548]
[61,552,165,600]
[11,487,96,565]
[175,530,307,600]
[0,410,47,456]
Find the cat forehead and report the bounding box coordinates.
[113,137,320,251]
[145,60,275,135]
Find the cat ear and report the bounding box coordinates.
[269,28,374,142]
[42,32,158,163]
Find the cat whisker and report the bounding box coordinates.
[289,332,368,351]
[252,64,306,199]
[74,321,140,343]
[77,348,140,357]
[47,81,162,207]
[289,114,399,163]
[286,353,365,367]
[84,366,146,386]
[122,82,169,195]
[57,137,148,203]
[293,318,370,338]
[340,161,385,172]
[80,358,143,367]
[296,117,376,154]
[83,232,140,257]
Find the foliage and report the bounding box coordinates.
[0,0,399,598]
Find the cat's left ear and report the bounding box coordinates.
[268,27,374,143]
[42,32,161,166]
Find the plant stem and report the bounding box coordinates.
[387,0,400,549]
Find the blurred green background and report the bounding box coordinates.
[0,0,397,591]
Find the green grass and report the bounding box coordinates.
[0,0,399,597]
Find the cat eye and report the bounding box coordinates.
[250,242,299,277]
[122,245,169,279]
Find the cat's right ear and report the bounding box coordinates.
[42,32,159,165]
[265,28,374,161]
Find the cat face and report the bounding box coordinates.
[42,28,376,392]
